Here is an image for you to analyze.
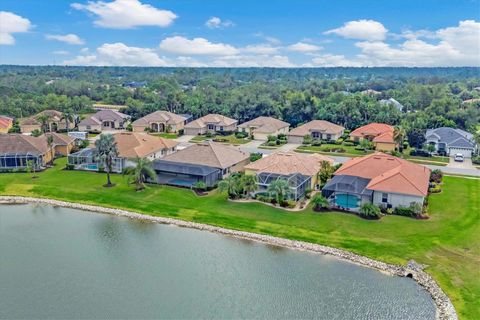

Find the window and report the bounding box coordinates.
[312,132,320,138]
[381,193,388,203]
[86,125,91,130]
[220,126,224,131]
[327,134,332,140]
[208,124,214,130]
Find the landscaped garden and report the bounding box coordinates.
[189,132,251,145]
[0,158,478,319]
[258,133,288,149]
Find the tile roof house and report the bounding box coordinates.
[0,116,13,133]
[287,120,345,144]
[426,127,476,157]
[78,110,130,132]
[43,132,76,156]
[245,152,333,200]
[238,116,290,141]
[153,141,250,188]
[184,114,238,136]
[322,153,430,212]
[131,111,187,133]
[68,132,178,173]
[19,110,67,133]
[350,123,396,151]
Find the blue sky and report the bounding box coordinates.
[1,0,479,66]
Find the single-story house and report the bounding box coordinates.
[350,123,396,151]
[322,153,430,212]
[287,120,345,144]
[0,134,54,170]
[44,132,76,156]
[184,114,238,136]
[19,110,67,133]
[78,110,130,132]
[132,111,187,133]
[379,98,404,112]
[68,132,178,173]
[0,116,13,133]
[425,127,476,158]
[153,141,250,188]
[238,116,290,140]
[245,152,333,200]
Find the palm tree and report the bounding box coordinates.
[241,174,258,197]
[123,157,157,191]
[318,160,335,186]
[61,110,75,132]
[46,135,54,165]
[37,114,51,133]
[94,134,118,187]
[393,126,406,151]
[218,175,242,199]
[311,193,329,211]
[267,178,290,205]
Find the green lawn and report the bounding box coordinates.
[0,158,478,319]
[190,134,251,145]
[297,144,372,156]
[150,132,178,139]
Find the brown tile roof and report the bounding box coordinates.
[334,153,430,196]
[43,132,76,146]
[132,111,186,126]
[0,134,50,155]
[372,131,395,144]
[238,116,289,133]
[350,123,393,138]
[245,151,333,176]
[79,110,130,126]
[113,132,178,158]
[20,110,63,125]
[287,120,345,137]
[185,114,237,129]
[0,116,13,130]
[161,141,249,169]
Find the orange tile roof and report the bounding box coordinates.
[0,116,13,130]
[350,123,394,138]
[372,131,395,144]
[334,153,430,196]
[113,132,178,158]
[245,151,333,176]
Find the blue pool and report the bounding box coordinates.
[168,178,195,187]
[335,194,360,209]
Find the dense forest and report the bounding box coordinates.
[0,66,479,135]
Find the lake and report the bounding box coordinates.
[0,204,436,319]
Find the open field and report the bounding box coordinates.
[0,158,478,319]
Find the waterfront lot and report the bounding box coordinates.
[0,158,478,319]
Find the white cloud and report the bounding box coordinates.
[0,11,32,45]
[324,19,388,41]
[311,54,361,67]
[159,36,238,55]
[205,17,234,29]
[45,34,84,45]
[71,0,177,29]
[287,42,322,52]
[53,50,70,55]
[242,44,279,54]
[64,42,168,66]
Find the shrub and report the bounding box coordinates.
[267,135,277,142]
[342,141,355,146]
[65,164,75,170]
[311,194,329,212]
[205,132,214,138]
[302,135,313,145]
[394,202,424,218]
[213,137,228,142]
[267,141,277,146]
[312,139,322,146]
[178,129,184,136]
[358,203,382,219]
[472,156,480,165]
[250,153,262,162]
[193,181,207,191]
[410,149,431,157]
[284,200,297,208]
[429,183,442,193]
[336,137,344,144]
[430,169,443,183]
[126,123,132,132]
[235,131,248,139]
[277,133,287,140]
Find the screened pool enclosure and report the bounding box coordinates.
[67,148,124,173]
[256,172,312,201]
[321,175,373,211]
[0,153,44,170]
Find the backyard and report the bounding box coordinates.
[0,158,478,319]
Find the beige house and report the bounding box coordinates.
[238,116,290,140]
[245,152,333,200]
[132,111,187,133]
[184,114,237,136]
[44,132,76,156]
[78,110,130,132]
[287,120,345,144]
[350,123,396,152]
[20,110,67,133]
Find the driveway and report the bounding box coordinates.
[175,135,195,143]
[447,157,475,169]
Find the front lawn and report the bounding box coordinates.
[297,144,372,156]
[150,132,178,139]
[189,134,251,145]
[0,158,478,319]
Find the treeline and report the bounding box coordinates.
[0,66,479,134]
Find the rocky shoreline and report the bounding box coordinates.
[0,196,457,320]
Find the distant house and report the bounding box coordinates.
[153,141,250,188]
[68,132,178,173]
[350,123,396,151]
[360,89,382,96]
[244,152,333,200]
[379,98,404,112]
[322,153,430,212]
[0,116,13,133]
[19,110,66,133]
[287,120,345,144]
[238,116,290,140]
[0,133,74,171]
[425,127,476,157]
[78,110,130,132]
[132,111,187,133]
[122,81,147,88]
[184,114,238,136]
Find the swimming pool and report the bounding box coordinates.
[335,194,360,209]
[168,178,195,187]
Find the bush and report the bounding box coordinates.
[410,149,431,157]
[302,135,313,145]
[277,133,287,140]
[312,139,322,146]
[267,141,277,146]
[358,203,382,219]
[250,153,262,162]
[430,169,443,183]
[394,202,424,218]
[178,129,184,136]
[429,183,442,193]
[126,123,132,132]
[205,132,214,138]
[65,164,75,170]
[235,131,248,139]
[267,135,277,142]
[472,156,480,165]
[336,137,344,144]
[213,137,228,142]
[342,141,355,146]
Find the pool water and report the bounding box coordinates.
[335,193,360,208]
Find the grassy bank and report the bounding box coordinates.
[0,158,478,319]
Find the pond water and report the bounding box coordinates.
[0,204,436,319]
